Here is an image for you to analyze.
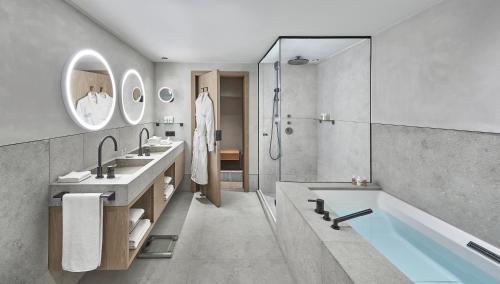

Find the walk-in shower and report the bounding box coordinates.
[258,37,372,221]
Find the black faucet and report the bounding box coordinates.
[331,209,373,230]
[308,199,325,214]
[138,127,150,156]
[96,135,118,179]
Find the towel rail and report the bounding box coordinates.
[52,191,116,201]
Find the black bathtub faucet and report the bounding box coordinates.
[308,199,325,214]
[331,209,373,230]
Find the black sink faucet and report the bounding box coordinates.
[96,135,118,179]
[331,209,373,230]
[138,127,150,156]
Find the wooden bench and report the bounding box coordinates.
[220,148,240,161]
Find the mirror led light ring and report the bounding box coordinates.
[62,49,117,131]
[120,69,146,125]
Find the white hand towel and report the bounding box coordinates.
[164,176,173,185]
[129,219,151,249]
[58,171,91,183]
[129,208,145,233]
[62,193,103,272]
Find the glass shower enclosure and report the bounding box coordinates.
[258,37,372,219]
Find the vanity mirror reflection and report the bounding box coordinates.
[62,49,116,131]
[120,69,146,125]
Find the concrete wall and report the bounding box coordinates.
[372,0,500,247]
[0,0,154,283]
[0,0,155,147]
[280,63,318,182]
[154,62,258,190]
[317,40,371,181]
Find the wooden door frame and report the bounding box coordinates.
[190,70,250,193]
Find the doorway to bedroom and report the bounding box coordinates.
[219,73,248,191]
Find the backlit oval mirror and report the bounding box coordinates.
[158,87,175,103]
[120,69,145,125]
[62,49,116,131]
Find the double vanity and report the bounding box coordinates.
[48,140,185,271]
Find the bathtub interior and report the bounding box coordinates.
[312,189,500,283]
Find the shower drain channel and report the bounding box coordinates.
[137,235,178,259]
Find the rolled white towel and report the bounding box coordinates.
[129,219,151,249]
[164,176,172,184]
[129,208,145,233]
[58,171,91,183]
[163,184,174,200]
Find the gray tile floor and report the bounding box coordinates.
[79,190,295,284]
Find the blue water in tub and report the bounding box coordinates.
[334,208,499,284]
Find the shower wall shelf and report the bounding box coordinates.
[155,122,184,127]
[314,118,335,125]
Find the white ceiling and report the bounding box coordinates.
[66,0,441,63]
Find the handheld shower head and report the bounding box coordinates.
[274,61,280,71]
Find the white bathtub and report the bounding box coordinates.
[313,189,500,283]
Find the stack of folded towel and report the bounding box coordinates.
[128,208,145,233]
[58,171,91,183]
[129,219,151,249]
[164,176,174,201]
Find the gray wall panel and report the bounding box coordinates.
[372,124,500,247]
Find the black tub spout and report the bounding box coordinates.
[331,209,373,230]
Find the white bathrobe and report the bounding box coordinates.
[191,92,215,185]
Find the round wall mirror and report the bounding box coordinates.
[158,87,175,103]
[62,49,116,131]
[120,69,146,125]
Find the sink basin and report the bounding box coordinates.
[91,158,153,175]
[129,146,172,155]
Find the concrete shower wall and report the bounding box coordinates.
[317,40,371,181]
[0,0,155,283]
[372,0,500,247]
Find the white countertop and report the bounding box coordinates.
[49,141,184,206]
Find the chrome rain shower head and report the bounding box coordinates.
[288,56,309,65]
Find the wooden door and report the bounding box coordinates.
[198,70,221,207]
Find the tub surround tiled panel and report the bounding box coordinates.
[372,124,500,248]
[276,182,410,283]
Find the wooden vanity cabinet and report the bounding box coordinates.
[48,150,185,271]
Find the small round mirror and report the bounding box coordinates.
[62,49,116,131]
[158,87,175,103]
[132,87,142,102]
[120,69,146,125]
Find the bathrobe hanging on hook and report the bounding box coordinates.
[191,91,215,185]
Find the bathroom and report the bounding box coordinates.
[0,0,499,283]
